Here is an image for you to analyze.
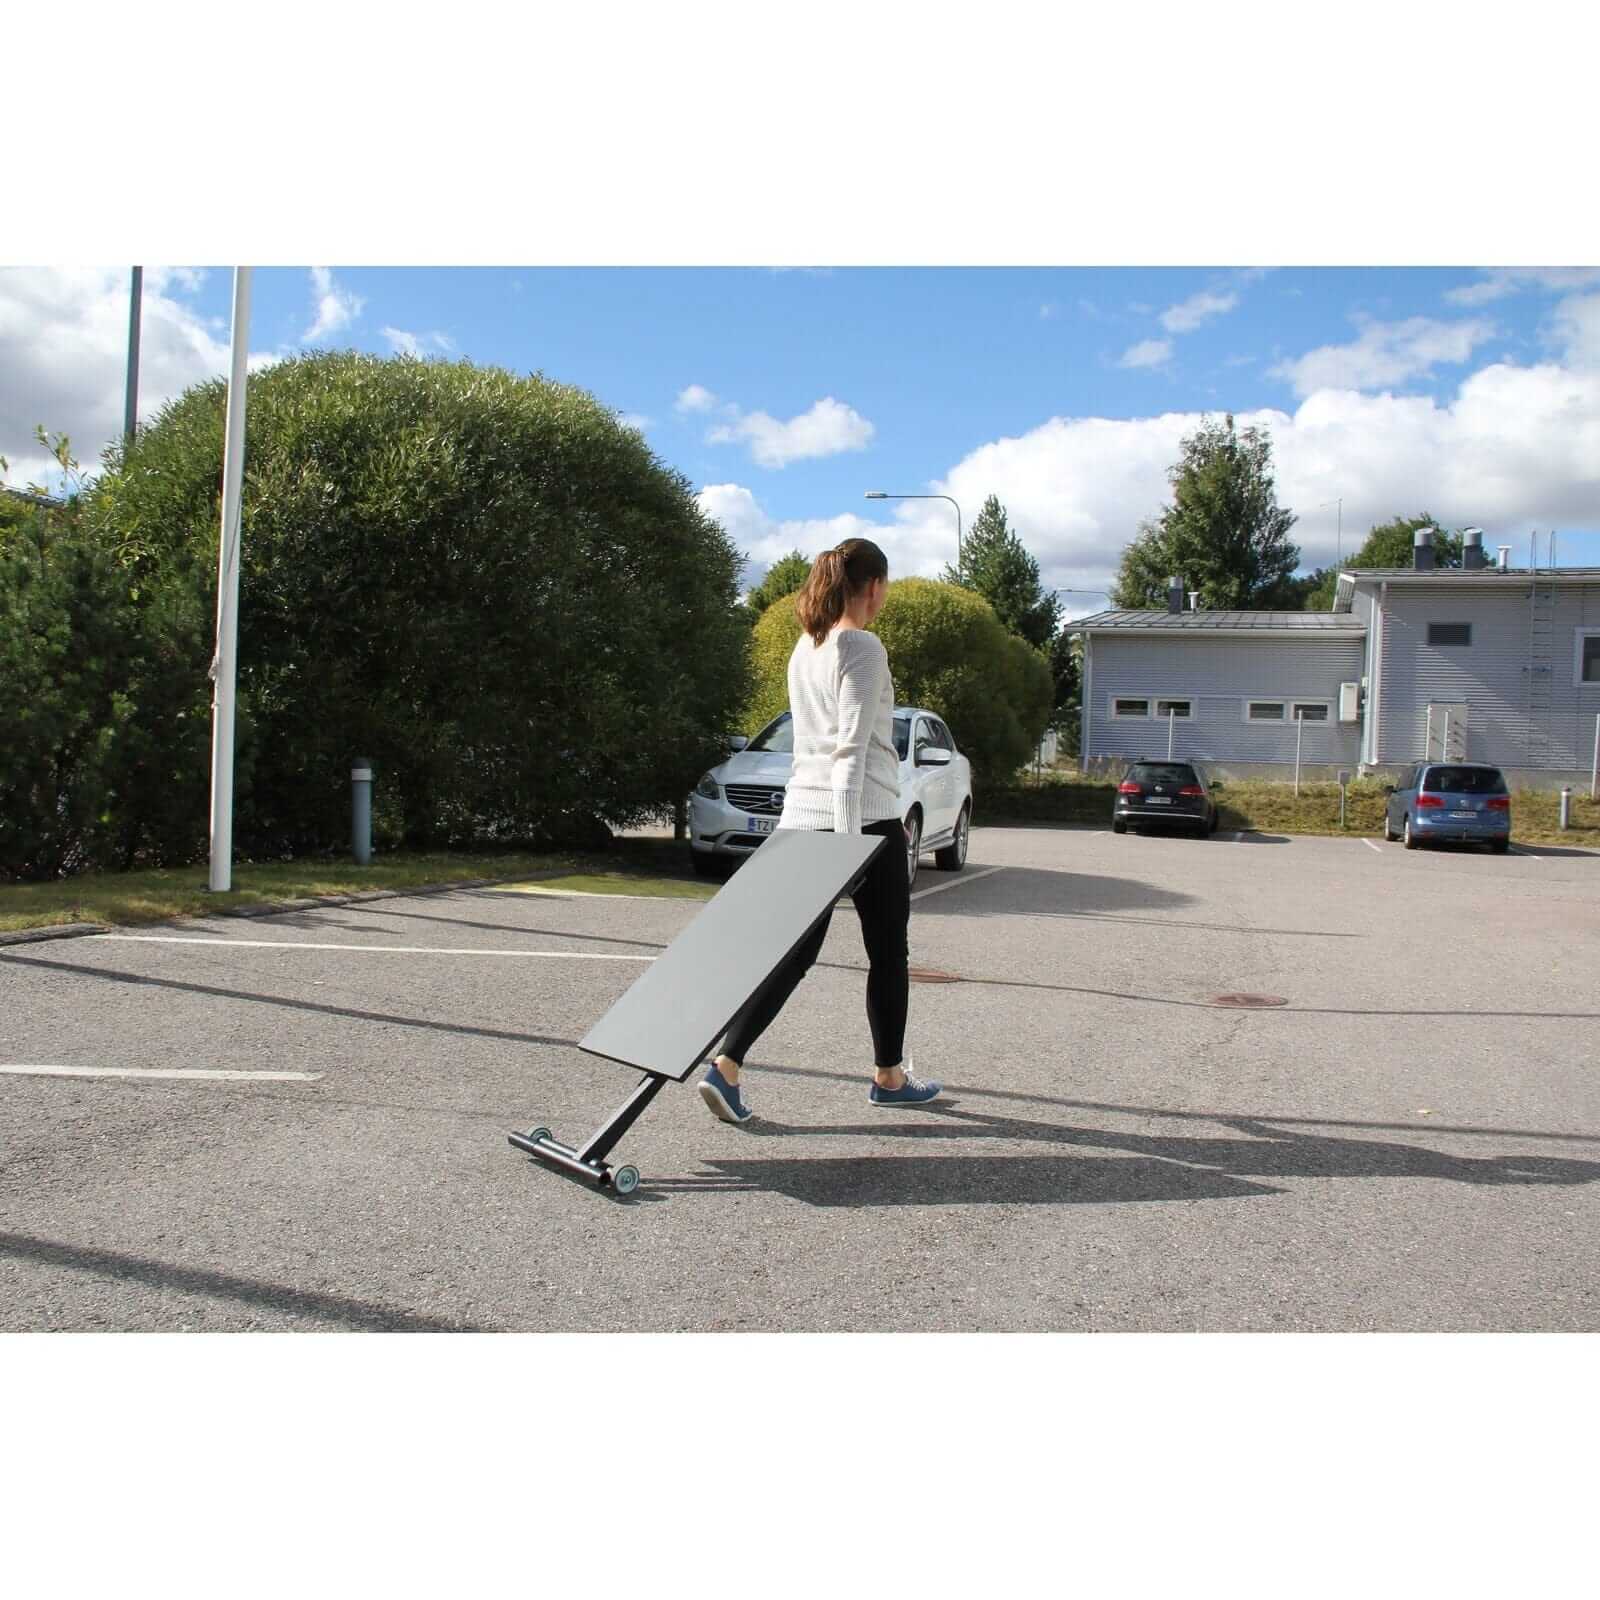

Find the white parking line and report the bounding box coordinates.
[1362,838,1383,853]
[910,865,1005,902]
[1,1064,322,1082]
[1230,831,1244,842]
[95,935,652,961]
[1509,844,1542,859]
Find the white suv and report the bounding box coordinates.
[688,707,973,890]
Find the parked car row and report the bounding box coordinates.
[687,707,974,890]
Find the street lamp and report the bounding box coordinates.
[864,490,963,577]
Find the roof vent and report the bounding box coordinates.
[1413,526,1436,571]
[1167,575,1184,614]
[1462,526,1486,570]
[1496,545,1511,570]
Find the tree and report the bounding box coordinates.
[1301,514,1461,610]
[1111,414,1299,610]
[747,579,1053,787]
[80,351,753,855]
[942,495,1062,649]
[746,550,811,615]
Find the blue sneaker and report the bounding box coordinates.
[698,1063,754,1124]
[868,1057,942,1107]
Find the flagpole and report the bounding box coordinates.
[208,267,253,893]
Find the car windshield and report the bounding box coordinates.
[745,714,794,754]
[1423,766,1507,794]
[1128,763,1198,786]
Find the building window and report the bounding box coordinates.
[1244,700,1285,722]
[1577,629,1600,688]
[1111,696,1150,720]
[1428,622,1473,647]
[1291,702,1331,722]
[1154,698,1192,719]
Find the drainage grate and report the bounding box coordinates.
[1209,992,1289,1008]
[908,967,962,984]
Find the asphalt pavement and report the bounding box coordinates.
[2,823,1597,1331]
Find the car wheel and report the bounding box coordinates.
[1491,838,1510,854]
[1403,815,1420,850]
[903,811,921,891]
[1112,817,1127,834]
[690,851,724,878]
[1383,812,1397,842]
[1207,807,1219,835]
[934,804,970,871]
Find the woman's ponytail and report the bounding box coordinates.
[794,538,888,646]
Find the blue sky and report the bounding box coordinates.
[6,264,1599,614]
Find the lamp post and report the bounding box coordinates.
[863,490,963,577]
[1317,497,1343,568]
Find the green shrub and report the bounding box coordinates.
[746,577,1053,787]
[82,352,751,854]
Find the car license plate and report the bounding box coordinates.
[746,817,776,834]
[1147,796,1172,805]
[1450,811,1475,820]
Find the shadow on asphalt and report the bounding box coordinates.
[0,1230,488,1331]
[648,1103,1600,1207]
[0,952,581,1051]
[912,865,1197,919]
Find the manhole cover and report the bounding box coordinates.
[1209,992,1289,1008]
[908,967,962,984]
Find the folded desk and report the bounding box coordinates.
[509,829,886,1193]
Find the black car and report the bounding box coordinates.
[1112,760,1220,835]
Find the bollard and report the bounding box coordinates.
[1559,786,1571,831]
[352,757,374,865]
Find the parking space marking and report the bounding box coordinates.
[910,865,1005,902]
[1362,838,1384,853]
[1509,845,1543,859]
[95,934,653,961]
[1,1064,322,1082]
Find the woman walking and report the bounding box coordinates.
[698,538,942,1124]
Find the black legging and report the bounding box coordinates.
[719,818,910,1070]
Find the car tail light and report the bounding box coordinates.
[1487,796,1510,811]
[1118,781,1141,795]
[1415,793,1445,808]
[1177,785,1204,797]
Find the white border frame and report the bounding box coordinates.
[1109,693,1154,720]
[1152,693,1194,720]
[1240,697,1335,725]
[1108,692,1195,721]
[1575,627,1600,689]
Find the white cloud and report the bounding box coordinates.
[0,266,277,484]
[707,395,875,469]
[616,412,653,433]
[1119,339,1172,369]
[302,266,364,343]
[1159,289,1238,333]
[675,384,718,413]
[695,483,883,587]
[1445,267,1600,307]
[1550,290,1600,369]
[1039,302,1059,320]
[1269,315,1497,398]
[380,326,454,357]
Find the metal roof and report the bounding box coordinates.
[1068,609,1365,632]
[1341,566,1600,579]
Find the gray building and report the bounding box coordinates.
[1069,536,1600,788]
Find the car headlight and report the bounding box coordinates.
[694,772,720,800]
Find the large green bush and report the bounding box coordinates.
[82,352,751,854]
[746,577,1052,786]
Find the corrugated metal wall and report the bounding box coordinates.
[1375,581,1600,768]
[1085,635,1366,765]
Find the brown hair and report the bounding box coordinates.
[794,538,889,645]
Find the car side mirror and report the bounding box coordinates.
[727,734,749,752]
[915,747,953,768]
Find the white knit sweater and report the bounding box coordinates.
[777,626,901,834]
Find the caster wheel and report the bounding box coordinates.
[526,1126,552,1143]
[610,1165,641,1196]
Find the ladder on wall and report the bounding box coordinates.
[1524,531,1557,766]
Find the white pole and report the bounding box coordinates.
[1591,713,1598,802]
[208,267,253,893]
[1167,706,1175,759]
[1442,710,1451,762]
[1294,709,1304,797]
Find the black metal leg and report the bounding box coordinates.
[508,1071,666,1193]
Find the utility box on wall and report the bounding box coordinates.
[1338,681,1361,723]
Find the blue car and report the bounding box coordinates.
[1383,763,1511,852]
